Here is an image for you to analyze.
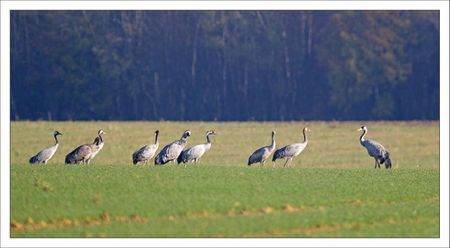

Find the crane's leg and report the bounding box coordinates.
[283,158,291,167]
[374,159,381,169]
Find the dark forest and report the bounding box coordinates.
[11,10,439,121]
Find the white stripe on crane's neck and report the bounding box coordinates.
[360,128,367,142]
[271,132,276,148]
[54,133,59,144]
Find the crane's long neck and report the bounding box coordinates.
[302,130,308,143]
[54,134,59,145]
[360,129,367,143]
[154,132,159,145]
[270,133,276,150]
[98,133,103,143]
[206,134,211,144]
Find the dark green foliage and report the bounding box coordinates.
[11,11,439,121]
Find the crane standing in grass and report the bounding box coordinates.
[65,129,105,164]
[248,131,276,166]
[29,131,62,164]
[272,127,310,167]
[177,130,216,165]
[155,130,191,165]
[358,126,392,169]
[132,130,160,165]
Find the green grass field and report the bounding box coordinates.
[10,121,439,237]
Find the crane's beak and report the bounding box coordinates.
[357,128,362,131]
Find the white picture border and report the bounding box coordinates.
[1,1,448,247]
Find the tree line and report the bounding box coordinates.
[11,10,439,121]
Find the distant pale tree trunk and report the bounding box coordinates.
[191,21,200,86]
[307,12,313,56]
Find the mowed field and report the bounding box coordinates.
[10,121,439,237]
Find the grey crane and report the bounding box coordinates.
[272,127,310,167]
[85,129,106,163]
[65,129,104,164]
[177,130,216,165]
[155,130,191,165]
[29,131,62,164]
[358,126,392,169]
[247,131,276,166]
[132,130,160,165]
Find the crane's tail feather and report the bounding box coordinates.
[247,157,253,166]
[155,154,166,165]
[65,153,75,164]
[380,152,392,169]
[177,151,185,164]
[176,156,183,164]
[385,157,392,169]
[29,155,38,164]
[272,150,281,162]
[132,153,138,165]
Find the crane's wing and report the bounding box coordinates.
[72,145,92,161]
[284,143,307,156]
[32,144,58,163]
[135,144,158,160]
[249,146,270,164]
[185,144,206,160]
[362,139,386,158]
[160,141,184,161]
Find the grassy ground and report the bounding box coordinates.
[10,121,439,237]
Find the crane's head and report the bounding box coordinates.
[98,129,106,135]
[206,130,216,136]
[54,130,62,136]
[358,126,367,132]
[183,130,191,138]
[303,127,310,132]
[155,130,160,135]
[272,130,276,136]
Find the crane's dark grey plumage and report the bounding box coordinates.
[248,131,276,166]
[177,130,216,165]
[155,130,191,165]
[29,131,62,164]
[65,139,96,164]
[358,126,392,169]
[272,127,310,167]
[65,129,105,164]
[133,130,160,165]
